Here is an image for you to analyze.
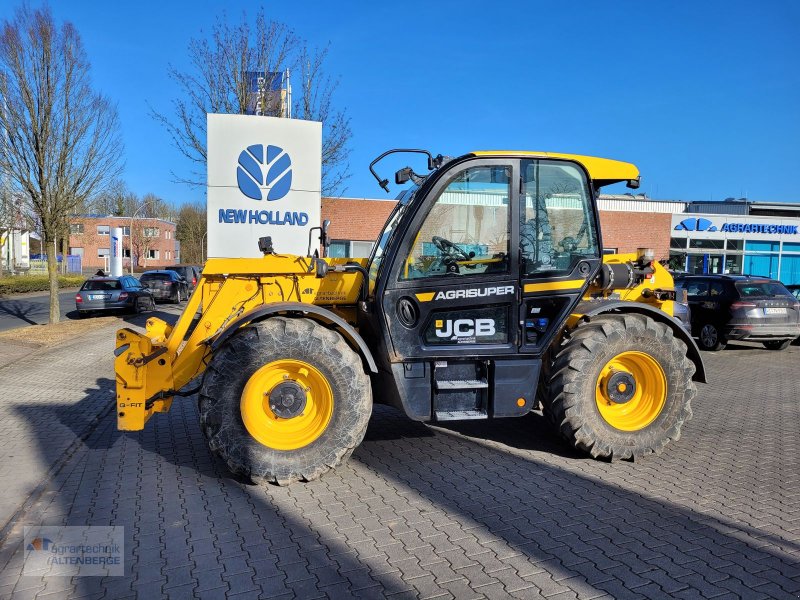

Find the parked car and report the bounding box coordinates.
[161,264,202,294]
[75,275,155,316]
[675,274,800,351]
[139,270,190,303]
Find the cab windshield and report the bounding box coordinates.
[367,186,417,292]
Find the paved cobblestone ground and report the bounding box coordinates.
[0,330,799,599]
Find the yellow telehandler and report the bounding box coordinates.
[114,150,705,484]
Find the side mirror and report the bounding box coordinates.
[395,167,412,185]
[320,219,331,257]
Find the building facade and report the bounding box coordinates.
[321,195,800,286]
[68,216,178,271]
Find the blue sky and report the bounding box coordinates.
[3,1,799,204]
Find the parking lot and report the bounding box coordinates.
[0,313,799,599]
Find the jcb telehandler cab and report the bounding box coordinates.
[114,150,705,484]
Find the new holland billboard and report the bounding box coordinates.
[206,114,322,258]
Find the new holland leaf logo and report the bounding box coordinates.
[674,217,717,232]
[236,144,292,201]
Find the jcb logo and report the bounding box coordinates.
[435,318,496,339]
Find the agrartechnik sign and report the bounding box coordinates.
[207,114,322,258]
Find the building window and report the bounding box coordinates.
[726,239,743,251]
[122,226,130,236]
[744,240,780,253]
[70,223,84,235]
[689,239,724,250]
[143,227,160,238]
[70,247,84,258]
[351,241,373,257]
[165,230,171,240]
[97,225,110,236]
[328,240,376,259]
[122,248,130,258]
[603,248,618,255]
[147,249,159,260]
[725,254,742,274]
[329,241,349,258]
[98,247,110,258]
[669,237,687,250]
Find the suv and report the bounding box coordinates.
[139,270,190,303]
[675,274,800,351]
[163,264,202,294]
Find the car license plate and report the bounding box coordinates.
[764,307,786,315]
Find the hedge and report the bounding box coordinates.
[0,275,86,295]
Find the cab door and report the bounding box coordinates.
[376,158,525,421]
[517,158,603,353]
[381,158,519,361]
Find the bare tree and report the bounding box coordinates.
[0,6,123,322]
[175,201,207,264]
[152,8,351,195]
[295,44,351,196]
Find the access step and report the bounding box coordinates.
[435,379,489,391]
[435,409,487,421]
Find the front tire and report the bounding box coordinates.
[698,322,726,351]
[199,317,372,485]
[543,314,695,460]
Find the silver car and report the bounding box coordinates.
[75,276,155,316]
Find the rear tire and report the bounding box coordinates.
[763,339,791,350]
[698,322,726,351]
[543,314,695,460]
[199,317,372,485]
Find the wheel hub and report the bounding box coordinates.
[267,381,307,419]
[606,371,636,404]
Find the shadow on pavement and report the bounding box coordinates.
[5,377,799,597]
[0,299,39,326]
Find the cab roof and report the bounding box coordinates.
[470,151,640,188]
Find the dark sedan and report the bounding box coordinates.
[139,270,189,303]
[75,276,155,316]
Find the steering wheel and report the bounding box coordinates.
[432,236,471,261]
[559,236,578,252]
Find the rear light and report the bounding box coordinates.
[731,301,756,310]
[119,292,129,300]
[192,277,197,286]
[75,294,82,303]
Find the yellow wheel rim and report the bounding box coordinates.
[240,359,334,451]
[595,351,667,431]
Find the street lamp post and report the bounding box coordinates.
[130,201,156,274]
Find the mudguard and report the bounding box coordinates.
[208,302,378,373]
[573,300,707,383]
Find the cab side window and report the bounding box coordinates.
[520,160,598,276]
[710,281,726,297]
[399,165,511,280]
